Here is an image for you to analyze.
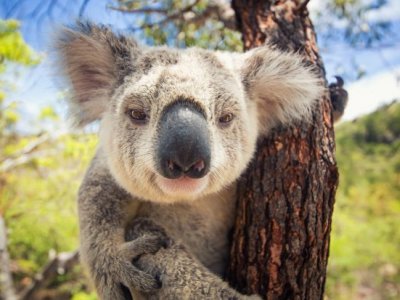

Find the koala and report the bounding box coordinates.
[57,22,324,299]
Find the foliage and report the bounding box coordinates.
[0,19,40,152]
[2,134,97,270]
[114,0,243,51]
[326,101,400,300]
[0,18,95,298]
[0,19,40,70]
[330,0,390,47]
[314,0,393,48]
[311,0,398,81]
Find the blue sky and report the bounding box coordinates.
[1,0,400,133]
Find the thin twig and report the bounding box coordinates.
[107,6,168,14]
[9,134,50,160]
[114,0,200,31]
[0,134,53,172]
[79,0,91,17]
[0,149,58,173]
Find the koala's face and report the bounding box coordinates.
[59,23,324,203]
[99,49,258,202]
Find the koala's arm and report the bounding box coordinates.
[127,219,261,300]
[78,151,167,299]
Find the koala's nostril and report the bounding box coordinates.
[167,160,177,171]
[164,160,183,179]
[193,160,205,172]
[185,159,208,179]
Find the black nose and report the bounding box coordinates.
[157,101,211,179]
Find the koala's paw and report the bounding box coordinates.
[132,242,261,300]
[93,225,170,299]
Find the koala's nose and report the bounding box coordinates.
[157,101,211,179]
[165,158,207,179]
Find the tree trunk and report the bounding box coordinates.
[227,1,339,299]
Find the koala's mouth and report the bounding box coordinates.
[155,175,208,196]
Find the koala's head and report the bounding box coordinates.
[58,22,324,203]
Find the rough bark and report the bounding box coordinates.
[227,1,338,299]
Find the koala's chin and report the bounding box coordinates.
[155,175,209,199]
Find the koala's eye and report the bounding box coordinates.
[128,109,148,124]
[218,113,234,126]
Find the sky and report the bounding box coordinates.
[1,0,400,133]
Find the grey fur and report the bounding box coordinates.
[58,22,324,299]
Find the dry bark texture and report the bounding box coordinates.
[227,1,339,299]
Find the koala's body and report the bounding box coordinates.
[58,23,324,299]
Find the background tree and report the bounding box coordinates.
[0,18,39,300]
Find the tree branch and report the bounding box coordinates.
[0,134,55,173]
[18,251,79,300]
[112,0,237,31]
[182,0,236,30]
[107,6,168,14]
[0,149,58,173]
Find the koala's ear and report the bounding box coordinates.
[240,46,324,133]
[57,22,140,126]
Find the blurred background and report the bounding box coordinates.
[0,0,399,299]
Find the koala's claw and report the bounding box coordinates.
[119,261,162,292]
[119,234,169,262]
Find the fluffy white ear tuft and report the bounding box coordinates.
[57,22,139,126]
[240,46,325,133]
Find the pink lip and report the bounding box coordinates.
[156,175,208,195]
